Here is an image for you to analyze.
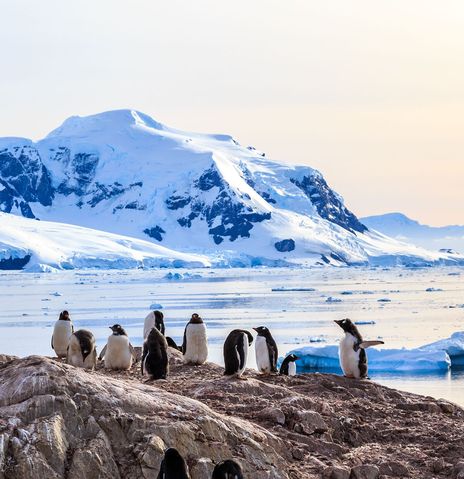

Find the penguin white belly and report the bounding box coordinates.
[237,332,248,376]
[105,336,132,370]
[52,321,73,357]
[255,336,271,374]
[183,324,208,364]
[339,333,361,378]
[143,312,155,340]
[288,362,297,376]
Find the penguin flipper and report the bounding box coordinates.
[267,337,279,372]
[98,344,107,361]
[129,343,137,362]
[51,335,54,350]
[359,340,384,349]
[181,326,187,354]
[141,344,148,375]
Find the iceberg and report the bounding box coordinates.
[287,339,457,374]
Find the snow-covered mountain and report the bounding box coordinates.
[0,212,209,271]
[362,213,464,254]
[0,109,462,268]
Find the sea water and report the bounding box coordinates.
[0,266,463,405]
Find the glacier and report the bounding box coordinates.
[1,109,463,269]
[286,332,464,373]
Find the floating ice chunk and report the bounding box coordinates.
[164,272,184,280]
[326,296,342,303]
[272,287,316,292]
[340,291,353,295]
[354,320,376,325]
[149,303,163,309]
[377,298,391,302]
[309,336,326,343]
[422,331,464,366]
[425,287,443,292]
[49,292,62,297]
[287,344,451,373]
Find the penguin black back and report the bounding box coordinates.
[154,310,165,336]
[253,326,278,373]
[142,327,168,380]
[279,353,298,375]
[223,329,253,376]
[212,459,243,479]
[157,448,189,479]
[73,329,95,361]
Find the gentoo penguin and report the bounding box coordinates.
[253,326,278,374]
[157,448,190,479]
[182,313,208,365]
[143,310,165,339]
[141,326,168,380]
[98,324,137,370]
[212,459,244,479]
[66,329,97,370]
[335,318,384,379]
[51,310,74,358]
[223,329,253,379]
[279,353,299,376]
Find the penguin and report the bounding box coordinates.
[144,310,165,339]
[98,324,137,370]
[141,326,168,380]
[279,353,299,376]
[51,310,74,358]
[166,336,182,351]
[212,459,244,479]
[223,329,253,379]
[66,329,97,370]
[182,313,208,365]
[253,326,278,374]
[157,447,190,479]
[335,318,384,379]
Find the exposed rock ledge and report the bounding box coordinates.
[1,350,463,479]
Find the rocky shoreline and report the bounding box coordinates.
[1,349,463,478]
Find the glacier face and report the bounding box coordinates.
[0,109,462,267]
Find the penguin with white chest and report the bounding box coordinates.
[212,459,243,479]
[143,310,165,340]
[157,447,190,479]
[99,324,137,370]
[279,353,299,376]
[253,326,278,374]
[142,327,169,380]
[223,329,253,379]
[51,310,74,358]
[66,329,97,370]
[182,313,208,365]
[335,318,384,379]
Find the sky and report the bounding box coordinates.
[1,0,463,226]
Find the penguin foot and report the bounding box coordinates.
[236,375,248,381]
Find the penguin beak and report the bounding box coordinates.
[334,320,343,326]
[252,327,258,332]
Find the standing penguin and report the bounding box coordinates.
[98,324,137,370]
[66,329,97,370]
[335,319,384,379]
[182,313,208,365]
[144,310,165,339]
[51,310,74,358]
[253,326,278,374]
[157,448,190,479]
[279,353,299,376]
[212,459,243,479]
[142,327,168,380]
[223,329,253,379]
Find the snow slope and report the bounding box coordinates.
[1,110,463,267]
[0,212,209,271]
[362,213,464,254]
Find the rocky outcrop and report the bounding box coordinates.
[1,351,463,478]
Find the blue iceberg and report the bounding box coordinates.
[286,333,464,373]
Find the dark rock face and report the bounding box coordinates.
[0,147,54,216]
[143,226,166,241]
[290,175,367,234]
[169,164,272,243]
[0,254,31,270]
[275,239,296,252]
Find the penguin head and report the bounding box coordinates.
[154,310,164,321]
[287,353,299,362]
[334,318,358,335]
[59,310,70,321]
[190,313,203,324]
[110,324,127,336]
[162,447,187,470]
[253,326,271,337]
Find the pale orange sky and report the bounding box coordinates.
[1,0,463,225]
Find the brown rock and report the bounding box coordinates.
[258,407,286,425]
[350,464,379,479]
[323,465,351,479]
[379,461,409,477]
